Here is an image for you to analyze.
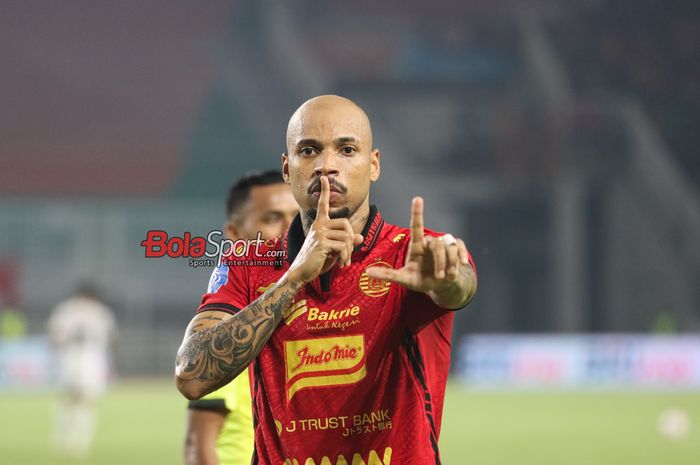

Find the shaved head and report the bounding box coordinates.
[286,95,373,154]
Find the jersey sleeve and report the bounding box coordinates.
[196,262,251,315]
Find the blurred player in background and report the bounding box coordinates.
[47,283,116,458]
[185,170,298,465]
[176,95,477,464]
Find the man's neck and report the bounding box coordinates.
[301,198,371,236]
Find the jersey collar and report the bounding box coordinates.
[285,204,384,264]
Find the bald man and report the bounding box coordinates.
[176,95,477,464]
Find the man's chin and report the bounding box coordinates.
[329,207,351,219]
[307,206,351,220]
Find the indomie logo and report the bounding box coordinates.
[293,344,360,371]
[284,335,366,401]
[283,447,392,465]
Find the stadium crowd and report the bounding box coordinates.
[548,0,700,184]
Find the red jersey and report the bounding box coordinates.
[198,206,476,465]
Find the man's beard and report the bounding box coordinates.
[306,206,351,220]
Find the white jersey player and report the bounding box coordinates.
[48,285,116,457]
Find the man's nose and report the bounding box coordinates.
[313,151,340,178]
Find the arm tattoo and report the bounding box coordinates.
[430,263,476,309]
[176,277,303,392]
[190,315,223,332]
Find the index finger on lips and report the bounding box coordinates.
[317,175,331,220]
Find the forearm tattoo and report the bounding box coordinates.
[431,263,476,309]
[176,278,303,390]
[457,263,476,304]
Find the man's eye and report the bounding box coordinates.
[264,213,282,223]
[341,146,356,155]
[300,147,316,156]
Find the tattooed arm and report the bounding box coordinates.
[176,176,363,399]
[175,277,303,400]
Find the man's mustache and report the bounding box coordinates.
[307,177,348,195]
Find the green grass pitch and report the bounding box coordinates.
[1,379,698,464]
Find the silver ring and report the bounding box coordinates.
[440,233,457,246]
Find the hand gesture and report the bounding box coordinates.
[366,197,470,295]
[287,176,363,284]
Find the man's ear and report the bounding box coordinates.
[282,153,290,184]
[370,149,381,182]
[224,219,240,242]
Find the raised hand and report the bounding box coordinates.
[366,197,475,308]
[287,176,364,285]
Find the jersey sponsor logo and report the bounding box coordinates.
[305,304,362,332]
[282,447,392,465]
[359,261,392,297]
[283,302,362,332]
[292,344,359,372]
[284,335,366,401]
[275,409,392,437]
[307,305,360,322]
[207,264,229,293]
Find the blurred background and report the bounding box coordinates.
[1,0,699,464]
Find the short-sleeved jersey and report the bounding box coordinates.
[189,368,254,465]
[197,206,476,465]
